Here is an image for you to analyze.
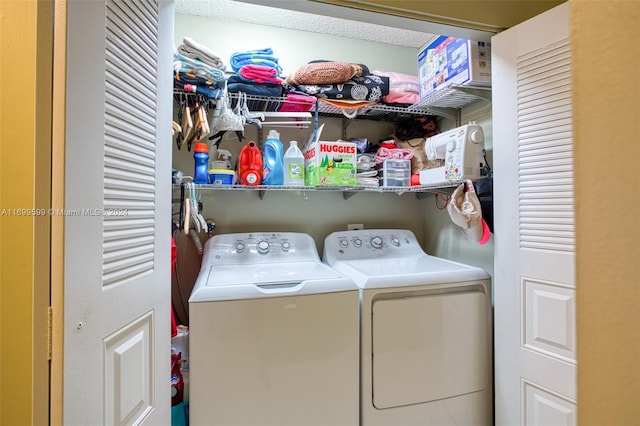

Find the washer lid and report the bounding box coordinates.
[189,261,357,302]
[207,261,341,286]
[329,255,489,289]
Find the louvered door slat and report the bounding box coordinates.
[103,0,159,286]
[518,39,574,252]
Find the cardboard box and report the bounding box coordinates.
[304,140,357,187]
[418,36,491,100]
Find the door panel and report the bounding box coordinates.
[371,291,488,409]
[63,1,173,424]
[492,3,577,425]
[523,381,577,426]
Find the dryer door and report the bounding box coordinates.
[372,290,489,409]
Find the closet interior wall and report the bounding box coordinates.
[172,11,493,272]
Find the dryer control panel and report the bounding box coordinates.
[323,229,425,263]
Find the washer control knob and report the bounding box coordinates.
[370,236,383,249]
[339,239,349,248]
[353,238,363,248]
[235,242,246,253]
[281,241,291,252]
[391,237,400,246]
[257,240,270,254]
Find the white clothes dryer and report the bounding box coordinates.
[323,229,493,426]
[189,232,359,426]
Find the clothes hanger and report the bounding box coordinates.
[182,101,194,150]
[239,92,265,126]
[176,95,186,150]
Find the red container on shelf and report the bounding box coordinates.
[237,141,263,186]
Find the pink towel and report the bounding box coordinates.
[373,70,419,93]
[279,93,316,112]
[239,64,283,84]
[374,147,414,164]
[373,70,419,104]
[383,91,419,104]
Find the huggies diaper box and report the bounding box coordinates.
[418,36,491,100]
[304,140,357,187]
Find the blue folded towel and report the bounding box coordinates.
[230,48,282,74]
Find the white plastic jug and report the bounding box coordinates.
[283,140,305,186]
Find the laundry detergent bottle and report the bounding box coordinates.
[237,141,263,186]
[193,142,209,184]
[283,140,305,186]
[262,130,284,186]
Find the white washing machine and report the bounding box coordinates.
[189,232,359,426]
[323,229,493,426]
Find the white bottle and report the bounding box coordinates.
[283,140,305,186]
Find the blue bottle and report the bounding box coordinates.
[262,130,284,185]
[193,142,209,184]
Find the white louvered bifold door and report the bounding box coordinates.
[63,1,174,424]
[492,3,577,426]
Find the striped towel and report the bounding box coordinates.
[173,52,225,88]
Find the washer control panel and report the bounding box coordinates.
[202,232,320,265]
[323,229,424,263]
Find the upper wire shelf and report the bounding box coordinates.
[173,83,491,122]
[410,84,491,110]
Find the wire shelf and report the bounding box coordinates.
[173,181,462,199]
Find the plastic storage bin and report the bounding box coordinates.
[382,159,411,187]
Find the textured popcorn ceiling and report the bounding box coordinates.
[175,0,434,48]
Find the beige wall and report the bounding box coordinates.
[0,0,52,424]
[572,0,640,424]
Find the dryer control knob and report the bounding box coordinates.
[235,242,246,253]
[257,240,270,254]
[391,237,400,246]
[370,236,383,249]
[281,241,291,252]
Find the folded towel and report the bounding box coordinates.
[230,48,282,74]
[178,37,226,71]
[356,176,380,187]
[226,76,284,98]
[383,92,419,105]
[285,61,362,85]
[372,70,419,93]
[174,71,215,88]
[174,52,225,87]
[374,147,414,164]
[173,79,224,99]
[238,64,283,85]
[372,70,419,105]
[278,93,316,112]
